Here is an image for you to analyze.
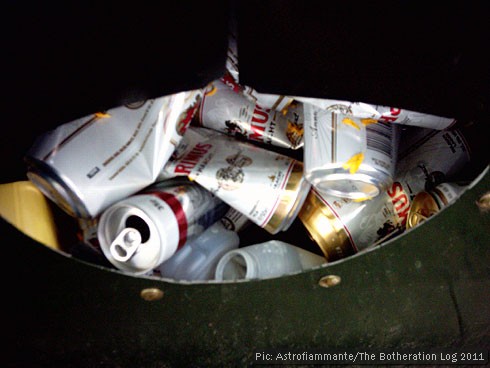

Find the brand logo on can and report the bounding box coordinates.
[220,73,242,94]
[176,95,201,137]
[387,182,410,226]
[249,104,271,143]
[379,107,401,122]
[215,153,253,191]
[174,142,213,175]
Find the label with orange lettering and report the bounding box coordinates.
[303,103,398,200]
[294,97,456,130]
[197,78,304,149]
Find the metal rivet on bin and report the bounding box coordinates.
[476,191,490,213]
[140,288,164,301]
[318,275,342,288]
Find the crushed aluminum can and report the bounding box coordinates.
[97,178,229,274]
[406,182,466,229]
[395,127,471,201]
[294,97,457,130]
[298,186,405,262]
[24,90,202,219]
[303,102,400,201]
[197,78,304,150]
[382,127,472,236]
[161,126,311,234]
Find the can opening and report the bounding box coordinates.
[125,215,151,243]
[113,244,128,258]
[109,227,143,263]
[314,174,381,200]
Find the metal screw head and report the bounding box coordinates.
[318,275,342,288]
[140,288,164,301]
[476,191,490,213]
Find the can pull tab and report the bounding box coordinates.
[110,228,142,262]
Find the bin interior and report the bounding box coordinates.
[2,1,489,366]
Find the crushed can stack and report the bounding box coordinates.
[23,67,480,281]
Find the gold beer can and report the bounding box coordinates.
[298,189,357,262]
[406,182,466,229]
[298,183,408,262]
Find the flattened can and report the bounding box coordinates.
[303,103,399,200]
[406,182,466,229]
[197,78,304,149]
[25,90,202,219]
[295,97,456,130]
[395,127,471,200]
[97,178,229,274]
[161,127,311,234]
[298,186,405,262]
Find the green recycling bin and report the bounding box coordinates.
[2,2,489,367]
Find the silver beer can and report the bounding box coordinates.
[303,102,400,200]
[97,178,229,274]
[197,78,304,149]
[298,185,406,262]
[295,97,456,130]
[161,127,311,234]
[25,90,202,219]
[395,127,471,200]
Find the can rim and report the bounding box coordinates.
[406,191,440,229]
[97,202,167,275]
[262,159,311,234]
[25,156,90,218]
[308,167,391,201]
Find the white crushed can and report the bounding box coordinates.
[220,207,251,232]
[25,90,202,218]
[298,186,406,262]
[294,97,457,130]
[395,128,471,200]
[161,127,311,234]
[197,78,304,149]
[303,103,399,200]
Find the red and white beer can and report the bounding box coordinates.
[97,178,229,274]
